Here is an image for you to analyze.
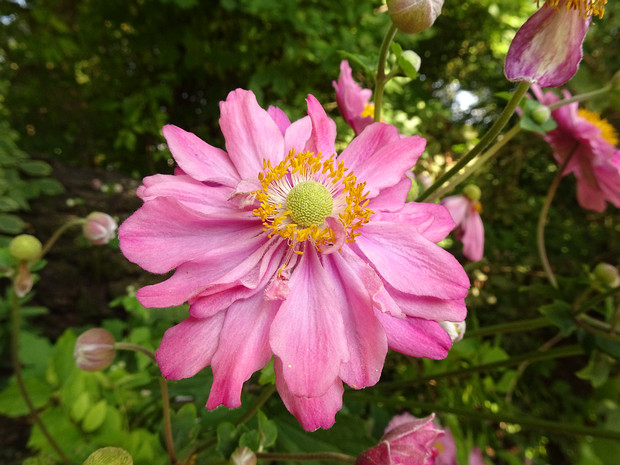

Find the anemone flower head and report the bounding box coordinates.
[505,0,606,87]
[441,185,484,262]
[119,89,469,431]
[356,413,444,465]
[333,60,376,135]
[531,84,620,212]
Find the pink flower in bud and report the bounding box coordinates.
[333,60,375,135]
[356,413,443,465]
[386,0,445,35]
[83,212,118,245]
[74,328,116,371]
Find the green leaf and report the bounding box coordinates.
[0,376,53,417]
[257,410,277,448]
[217,422,242,459]
[35,178,65,195]
[539,300,576,336]
[595,337,620,360]
[239,430,261,451]
[397,50,421,80]
[576,351,613,387]
[19,160,53,177]
[82,447,133,465]
[0,213,25,234]
[390,41,403,59]
[0,196,21,211]
[70,391,92,422]
[82,399,108,432]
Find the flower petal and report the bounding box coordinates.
[461,209,484,261]
[375,201,456,243]
[162,125,239,186]
[367,178,411,212]
[304,94,337,157]
[219,89,285,178]
[267,105,291,135]
[505,6,590,87]
[269,246,349,397]
[156,312,226,380]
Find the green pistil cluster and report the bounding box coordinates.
[286,181,334,227]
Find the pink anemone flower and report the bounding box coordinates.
[356,413,443,465]
[531,85,620,212]
[441,187,484,262]
[333,60,376,135]
[505,0,606,87]
[119,89,469,430]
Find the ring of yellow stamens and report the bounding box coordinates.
[253,149,373,251]
[577,109,619,146]
[542,0,606,19]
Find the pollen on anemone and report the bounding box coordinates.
[119,89,470,431]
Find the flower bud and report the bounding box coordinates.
[74,328,116,371]
[9,234,43,261]
[439,320,466,343]
[13,261,34,297]
[83,212,117,245]
[386,0,444,34]
[531,105,551,124]
[230,447,257,465]
[592,263,620,288]
[462,184,481,202]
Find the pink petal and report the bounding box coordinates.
[340,124,426,198]
[275,358,344,431]
[374,311,453,359]
[332,60,374,135]
[461,209,484,261]
[441,195,469,227]
[156,312,226,380]
[219,89,285,178]
[269,246,349,398]
[354,221,469,299]
[367,178,411,212]
[322,250,387,389]
[267,105,291,135]
[375,201,456,243]
[207,293,279,409]
[505,5,590,87]
[304,94,337,157]
[162,125,240,186]
[284,116,312,156]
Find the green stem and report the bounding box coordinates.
[235,383,277,427]
[10,290,72,465]
[115,341,157,363]
[418,81,530,202]
[425,124,522,202]
[375,345,583,391]
[348,396,620,441]
[464,316,552,339]
[547,85,612,111]
[536,145,577,289]
[39,218,85,258]
[373,24,398,123]
[256,452,356,464]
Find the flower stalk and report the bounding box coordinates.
[255,452,356,464]
[373,24,398,123]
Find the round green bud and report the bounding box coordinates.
[592,263,620,288]
[531,105,552,124]
[462,184,481,202]
[286,181,334,227]
[9,234,43,261]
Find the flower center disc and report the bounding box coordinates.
[286,181,334,227]
[578,109,619,146]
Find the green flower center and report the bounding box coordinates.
[286,180,334,227]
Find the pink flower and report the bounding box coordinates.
[119,89,469,430]
[505,0,605,87]
[532,85,620,212]
[333,60,375,135]
[356,413,443,465]
[441,187,484,262]
[83,212,118,245]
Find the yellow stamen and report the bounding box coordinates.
[253,149,373,251]
[360,103,375,119]
[542,0,606,19]
[578,109,619,146]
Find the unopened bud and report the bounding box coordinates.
[9,234,43,261]
[462,184,481,202]
[74,328,116,371]
[400,50,422,72]
[439,320,466,342]
[531,105,551,124]
[230,447,257,465]
[13,261,34,297]
[386,0,444,34]
[83,212,117,245]
[592,263,620,288]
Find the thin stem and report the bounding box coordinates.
[256,452,357,464]
[536,145,578,289]
[235,383,277,427]
[373,24,398,123]
[10,290,72,465]
[547,85,611,111]
[464,316,552,339]
[418,82,530,202]
[425,124,522,202]
[115,342,157,363]
[39,218,85,258]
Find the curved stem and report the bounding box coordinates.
[10,290,72,465]
[39,218,85,258]
[536,146,578,289]
[373,24,398,123]
[547,85,611,111]
[115,342,157,363]
[418,82,530,202]
[464,316,552,339]
[256,452,356,464]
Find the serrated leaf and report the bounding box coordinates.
[82,447,133,465]
[576,351,612,387]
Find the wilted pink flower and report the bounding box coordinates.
[505,0,606,87]
[119,89,469,430]
[441,187,484,262]
[532,85,620,212]
[357,413,443,465]
[333,60,375,135]
[83,212,118,245]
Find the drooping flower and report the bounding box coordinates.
[119,89,469,430]
[505,0,606,87]
[531,84,620,212]
[441,185,484,262]
[83,212,118,245]
[356,413,444,465]
[333,60,376,135]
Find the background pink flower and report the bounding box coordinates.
[441,189,484,262]
[333,60,375,135]
[532,85,620,212]
[119,89,469,430]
